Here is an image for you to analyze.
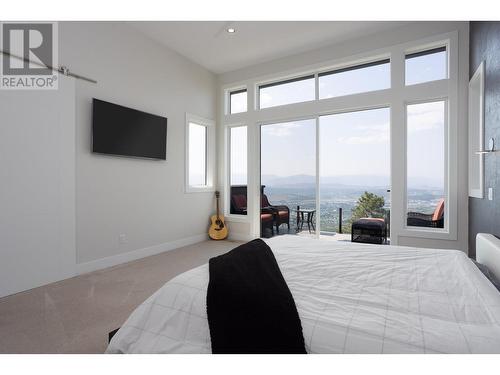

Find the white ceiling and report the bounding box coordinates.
[129,21,410,74]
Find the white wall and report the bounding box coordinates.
[1,22,217,296]
[218,21,470,252]
[0,76,76,298]
[57,22,217,271]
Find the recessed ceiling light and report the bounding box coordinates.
[226,28,236,34]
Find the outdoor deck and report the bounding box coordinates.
[271,229,391,244]
[296,231,351,242]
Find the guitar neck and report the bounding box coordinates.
[216,196,220,218]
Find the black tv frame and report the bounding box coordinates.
[92,98,168,160]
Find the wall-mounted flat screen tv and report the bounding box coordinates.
[92,98,167,160]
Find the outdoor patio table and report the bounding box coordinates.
[296,208,316,234]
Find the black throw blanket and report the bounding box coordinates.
[206,239,306,354]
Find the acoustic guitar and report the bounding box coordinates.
[208,191,228,240]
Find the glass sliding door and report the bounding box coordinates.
[319,108,391,241]
[260,119,316,238]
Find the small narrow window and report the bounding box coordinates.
[259,75,315,109]
[188,122,207,187]
[406,101,446,229]
[229,126,248,215]
[319,59,390,99]
[229,89,247,114]
[405,46,447,86]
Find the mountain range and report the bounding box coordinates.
[260,174,442,190]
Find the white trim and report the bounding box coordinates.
[225,215,250,223]
[185,113,216,193]
[76,234,208,275]
[468,61,485,199]
[315,115,320,239]
[249,109,261,238]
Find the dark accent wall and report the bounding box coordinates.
[469,22,500,258]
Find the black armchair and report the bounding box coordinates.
[261,194,290,233]
[407,198,444,228]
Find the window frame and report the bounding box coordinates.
[219,31,460,244]
[185,113,215,193]
[404,44,449,86]
[395,37,457,241]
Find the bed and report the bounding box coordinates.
[106,234,500,354]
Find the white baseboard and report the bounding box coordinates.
[76,233,208,275]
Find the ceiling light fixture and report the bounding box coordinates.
[226,28,236,34]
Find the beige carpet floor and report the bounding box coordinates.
[0,240,241,354]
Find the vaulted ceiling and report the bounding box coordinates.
[129,21,411,74]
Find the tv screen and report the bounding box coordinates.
[92,99,167,160]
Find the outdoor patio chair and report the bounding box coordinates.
[261,194,290,234]
[260,210,275,237]
[407,198,444,228]
[230,193,247,215]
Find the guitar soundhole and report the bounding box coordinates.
[215,219,224,230]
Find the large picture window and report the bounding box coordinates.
[221,31,460,244]
[320,108,391,234]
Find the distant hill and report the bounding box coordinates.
[261,174,442,190]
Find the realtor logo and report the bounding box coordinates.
[1,22,58,89]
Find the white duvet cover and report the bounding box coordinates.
[106,235,500,354]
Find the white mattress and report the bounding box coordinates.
[106,235,500,354]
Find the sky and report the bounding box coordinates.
[230,126,247,185]
[228,49,447,189]
[188,122,207,186]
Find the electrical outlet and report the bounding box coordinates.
[488,188,493,201]
[119,234,127,244]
